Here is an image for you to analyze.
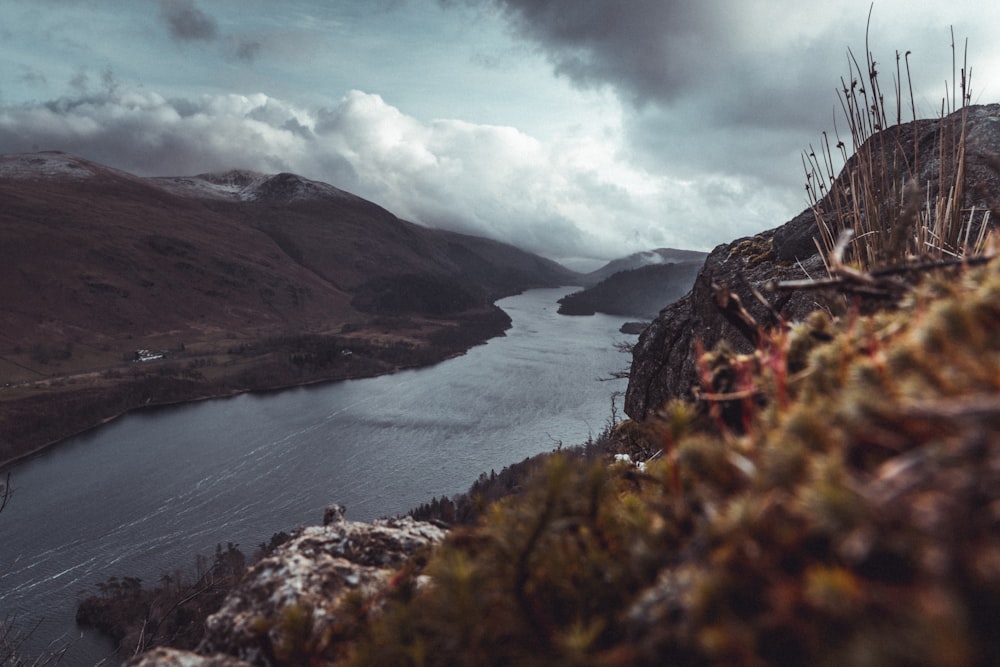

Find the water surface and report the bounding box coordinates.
[0,287,631,664]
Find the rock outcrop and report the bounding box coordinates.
[126,648,254,667]
[625,103,1000,421]
[126,508,445,667]
[624,210,827,420]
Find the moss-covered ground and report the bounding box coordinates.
[332,257,1000,666]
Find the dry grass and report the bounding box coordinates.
[802,13,991,271]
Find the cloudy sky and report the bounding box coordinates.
[2,1,998,269]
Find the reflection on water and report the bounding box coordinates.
[0,287,630,664]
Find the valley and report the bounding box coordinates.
[0,152,576,466]
[0,306,511,467]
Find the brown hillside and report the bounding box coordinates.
[0,163,354,351]
[0,151,577,464]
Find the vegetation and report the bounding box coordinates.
[351,274,482,316]
[75,543,246,657]
[0,616,63,667]
[340,255,1000,667]
[802,18,990,271]
[409,438,615,528]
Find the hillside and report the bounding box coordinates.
[579,248,708,287]
[556,260,703,318]
[0,151,578,465]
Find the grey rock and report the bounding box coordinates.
[195,515,445,666]
[624,233,827,420]
[124,647,254,667]
[625,104,1000,420]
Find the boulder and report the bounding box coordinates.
[141,512,446,666]
[125,647,254,667]
[625,103,1000,421]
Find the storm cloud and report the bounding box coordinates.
[458,0,1000,233]
[157,0,269,64]
[485,0,731,106]
[159,0,218,42]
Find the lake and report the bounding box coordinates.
[0,287,633,665]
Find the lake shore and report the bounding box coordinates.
[0,306,511,470]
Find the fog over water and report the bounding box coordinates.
[0,287,632,665]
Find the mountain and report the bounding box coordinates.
[556,259,704,318]
[0,151,579,463]
[579,247,707,287]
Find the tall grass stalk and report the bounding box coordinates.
[802,15,988,271]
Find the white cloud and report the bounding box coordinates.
[3,85,762,263]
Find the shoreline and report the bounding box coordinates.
[0,307,512,471]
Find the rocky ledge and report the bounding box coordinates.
[126,507,445,667]
[625,103,1000,421]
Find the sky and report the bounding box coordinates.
[2,1,999,270]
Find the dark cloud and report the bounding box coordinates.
[65,66,120,99]
[483,0,731,106]
[69,69,90,93]
[17,66,47,86]
[461,0,887,227]
[480,0,851,127]
[159,0,218,42]
[233,37,263,63]
[157,1,268,66]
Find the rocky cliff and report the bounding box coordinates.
[625,103,1000,421]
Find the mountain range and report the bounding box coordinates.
[0,152,576,355]
[0,151,579,463]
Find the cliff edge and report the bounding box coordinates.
[625,103,1000,421]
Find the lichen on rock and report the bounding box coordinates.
[193,512,445,666]
[126,647,254,667]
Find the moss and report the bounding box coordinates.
[729,235,775,269]
[264,258,1000,666]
